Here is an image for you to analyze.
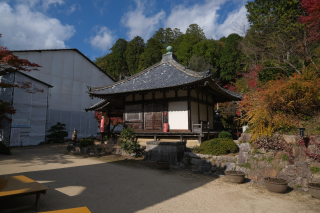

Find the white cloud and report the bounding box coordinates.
[216,5,249,38]
[164,1,248,39]
[42,0,64,11]
[67,3,80,15]
[89,26,115,52]
[0,2,75,50]
[121,0,165,40]
[16,0,65,11]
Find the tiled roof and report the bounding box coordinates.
[88,53,211,95]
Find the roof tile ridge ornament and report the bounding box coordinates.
[89,61,164,92]
[161,46,212,79]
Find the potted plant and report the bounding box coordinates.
[225,171,245,183]
[307,183,320,199]
[156,161,170,170]
[264,177,288,193]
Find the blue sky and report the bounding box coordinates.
[0,0,249,61]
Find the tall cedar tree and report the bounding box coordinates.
[0,34,41,129]
[95,53,115,78]
[192,39,223,70]
[219,33,245,82]
[176,24,206,66]
[144,38,163,68]
[109,38,128,79]
[125,36,145,75]
[152,27,183,51]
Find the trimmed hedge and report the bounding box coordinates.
[194,138,238,156]
[218,131,233,139]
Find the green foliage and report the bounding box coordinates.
[0,142,11,155]
[125,36,145,75]
[79,139,94,147]
[219,33,246,82]
[195,138,239,156]
[109,38,128,79]
[218,131,233,139]
[310,167,320,173]
[188,55,210,72]
[120,127,141,155]
[176,24,206,66]
[144,38,163,68]
[47,122,68,143]
[192,39,223,69]
[282,154,289,162]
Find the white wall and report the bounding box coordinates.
[168,101,188,130]
[13,50,114,139]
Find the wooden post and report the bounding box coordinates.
[154,134,157,141]
[35,193,41,211]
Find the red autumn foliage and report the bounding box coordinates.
[299,0,320,42]
[0,33,42,128]
[243,65,261,89]
[94,111,123,126]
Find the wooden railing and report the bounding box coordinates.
[192,121,209,134]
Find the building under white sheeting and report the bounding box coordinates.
[0,49,114,146]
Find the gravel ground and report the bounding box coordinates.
[0,144,320,213]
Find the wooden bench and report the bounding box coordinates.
[0,175,50,212]
[40,207,91,213]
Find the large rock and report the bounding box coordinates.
[312,173,320,182]
[274,151,285,159]
[296,167,312,178]
[225,162,236,171]
[282,168,297,177]
[261,166,280,177]
[237,151,248,164]
[191,158,202,166]
[239,133,251,142]
[283,135,297,144]
[258,161,267,169]
[295,162,308,168]
[254,154,264,160]
[239,143,251,152]
[292,146,307,160]
[236,166,246,173]
[266,152,274,159]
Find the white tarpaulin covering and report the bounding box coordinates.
[0,72,50,146]
[12,50,114,143]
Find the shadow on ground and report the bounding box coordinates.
[0,146,219,213]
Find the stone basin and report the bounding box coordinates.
[144,141,186,164]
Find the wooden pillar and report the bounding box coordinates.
[187,88,191,131]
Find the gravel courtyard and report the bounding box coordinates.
[0,144,319,213]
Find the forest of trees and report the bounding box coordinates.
[94,24,234,83]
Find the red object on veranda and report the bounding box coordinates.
[163,123,168,132]
[100,118,104,132]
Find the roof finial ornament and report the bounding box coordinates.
[166,46,173,54]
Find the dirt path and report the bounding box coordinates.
[0,144,319,213]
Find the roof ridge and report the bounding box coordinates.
[89,61,163,92]
[168,60,211,78]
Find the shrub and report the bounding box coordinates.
[0,142,11,155]
[120,127,141,156]
[80,139,94,147]
[218,131,233,139]
[240,69,320,140]
[195,138,239,156]
[47,122,68,143]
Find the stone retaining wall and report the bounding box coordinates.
[180,134,320,190]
